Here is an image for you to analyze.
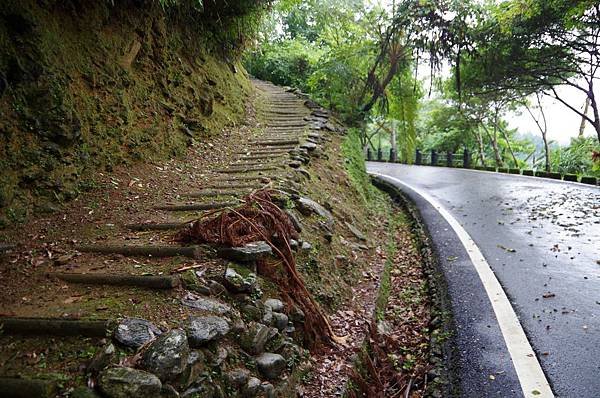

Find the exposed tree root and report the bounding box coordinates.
[176,189,344,350]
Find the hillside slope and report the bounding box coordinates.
[0,0,256,227]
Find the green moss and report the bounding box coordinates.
[0,0,254,228]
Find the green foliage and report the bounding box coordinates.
[551,137,600,177]
[245,38,322,91]
[342,128,381,205]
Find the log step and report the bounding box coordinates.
[155,201,238,211]
[184,190,245,198]
[75,244,202,258]
[241,154,287,161]
[215,166,278,174]
[0,317,113,337]
[0,377,57,398]
[255,140,299,146]
[126,222,189,231]
[0,243,16,253]
[52,273,180,289]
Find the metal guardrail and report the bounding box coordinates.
[365,148,599,186]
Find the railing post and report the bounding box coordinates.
[377,148,382,161]
[463,148,470,168]
[447,151,453,167]
[431,150,437,166]
[389,148,397,163]
[416,149,422,165]
[367,148,372,161]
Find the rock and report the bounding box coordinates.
[256,353,286,380]
[225,368,250,388]
[242,377,262,397]
[160,384,179,398]
[88,343,116,374]
[113,318,162,349]
[277,340,304,363]
[285,210,303,232]
[289,306,305,323]
[262,306,273,326]
[264,299,284,313]
[294,197,334,228]
[141,329,189,382]
[300,142,318,152]
[186,316,230,347]
[288,160,302,169]
[181,383,216,398]
[240,322,271,355]
[208,280,227,296]
[179,350,206,388]
[272,313,289,332]
[242,304,262,321]
[231,318,247,334]
[71,387,101,398]
[213,346,229,366]
[334,255,348,267]
[293,167,311,180]
[217,241,272,262]
[345,222,367,241]
[300,241,312,251]
[261,382,276,398]
[98,367,162,398]
[181,292,231,315]
[289,239,299,250]
[180,270,210,295]
[224,264,257,293]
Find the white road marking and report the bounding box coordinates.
[370,171,554,398]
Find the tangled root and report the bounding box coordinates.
[176,189,343,350]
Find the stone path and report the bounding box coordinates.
[0,80,345,396]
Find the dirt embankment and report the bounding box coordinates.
[0,0,253,227]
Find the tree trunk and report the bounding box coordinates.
[500,128,519,168]
[542,129,551,172]
[480,123,502,167]
[579,97,590,137]
[474,129,486,166]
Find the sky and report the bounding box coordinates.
[506,85,597,146]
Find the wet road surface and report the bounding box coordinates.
[368,163,600,398]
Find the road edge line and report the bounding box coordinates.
[370,171,554,398]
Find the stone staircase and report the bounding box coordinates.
[0,80,345,397]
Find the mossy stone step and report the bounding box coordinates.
[217,241,273,262]
[0,377,57,398]
[0,317,113,337]
[51,272,181,289]
[215,166,278,174]
[75,244,202,258]
[155,201,238,211]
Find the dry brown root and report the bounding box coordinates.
[176,189,342,350]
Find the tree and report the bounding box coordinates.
[463,0,600,142]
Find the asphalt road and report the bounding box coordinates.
[367,163,600,398]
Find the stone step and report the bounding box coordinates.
[51,272,181,289]
[241,154,287,161]
[254,140,299,146]
[215,166,278,174]
[0,317,113,337]
[204,183,261,190]
[75,244,202,258]
[155,201,238,211]
[217,241,273,262]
